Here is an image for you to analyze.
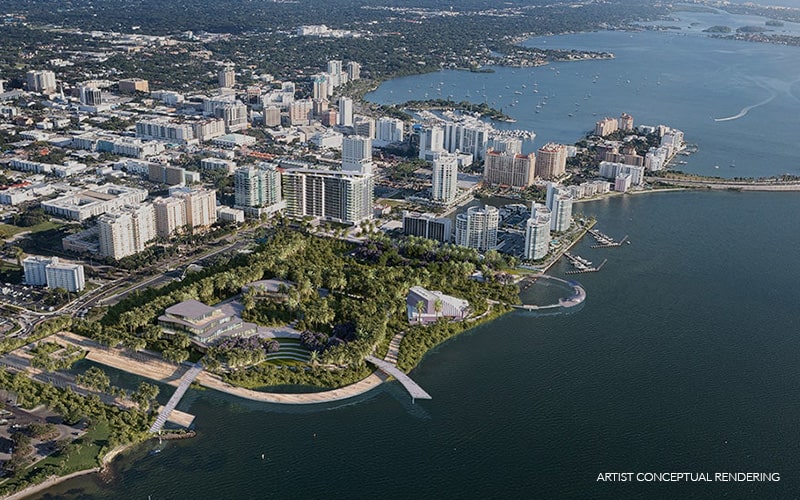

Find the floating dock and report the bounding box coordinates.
[588,229,628,248]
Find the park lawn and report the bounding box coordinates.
[0,220,61,237]
[0,421,110,495]
[38,419,111,473]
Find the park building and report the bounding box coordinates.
[159,299,257,345]
[483,148,536,188]
[402,211,452,243]
[524,203,551,261]
[282,169,373,224]
[23,255,85,292]
[455,205,499,253]
[536,143,568,180]
[406,286,470,324]
[431,152,459,204]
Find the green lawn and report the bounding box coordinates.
[0,220,61,238]
[0,421,110,495]
[39,420,111,473]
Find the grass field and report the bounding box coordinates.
[0,221,61,238]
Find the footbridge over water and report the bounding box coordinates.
[365,356,431,402]
[149,363,203,433]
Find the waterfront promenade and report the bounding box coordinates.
[56,331,419,405]
[648,177,800,191]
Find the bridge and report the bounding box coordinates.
[365,355,431,402]
[149,363,204,433]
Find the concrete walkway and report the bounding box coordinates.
[55,331,405,405]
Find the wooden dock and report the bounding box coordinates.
[588,229,628,248]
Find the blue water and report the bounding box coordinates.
[367,27,800,178]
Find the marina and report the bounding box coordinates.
[587,229,628,248]
[563,252,607,274]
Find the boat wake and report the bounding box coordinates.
[714,91,776,122]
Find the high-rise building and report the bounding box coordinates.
[619,112,634,131]
[431,152,459,203]
[487,137,523,155]
[353,115,375,139]
[483,149,536,188]
[23,256,85,292]
[549,190,573,232]
[234,163,282,208]
[327,60,347,88]
[524,203,551,261]
[288,99,314,126]
[23,256,51,286]
[594,117,619,137]
[173,188,217,229]
[79,85,102,106]
[283,169,373,224]
[312,74,329,100]
[214,102,248,132]
[119,78,149,93]
[341,136,373,174]
[45,259,86,292]
[153,196,187,237]
[346,61,361,82]
[443,121,494,160]
[337,97,353,127]
[418,125,445,159]
[26,70,57,93]
[98,204,157,259]
[455,205,499,253]
[263,106,282,127]
[536,143,568,180]
[218,66,235,88]
[136,119,196,144]
[402,211,452,243]
[376,117,404,144]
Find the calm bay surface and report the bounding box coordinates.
[34,15,800,500]
[367,16,800,179]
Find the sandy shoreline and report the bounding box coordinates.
[4,443,133,500]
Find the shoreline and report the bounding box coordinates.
[4,443,132,500]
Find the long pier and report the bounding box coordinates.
[149,363,203,433]
[365,355,431,402]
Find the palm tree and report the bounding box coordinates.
[415,300,425,324]
[309,350,319,366]
[433,298,443,319]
